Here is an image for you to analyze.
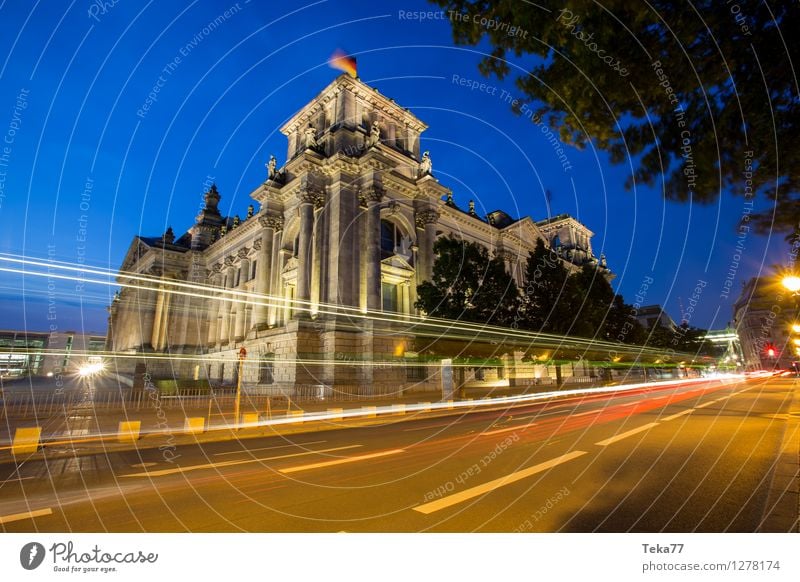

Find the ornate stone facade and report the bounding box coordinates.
[108,74,610,391]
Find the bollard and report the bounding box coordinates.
[183,417,205,434]
[419,402,432,412]
[241,413,259,426]
[287,409,304,423]
[445,400,454,409]
[12,427,41,455]
[118,421,141,443]
[391,404,406,415]
[327,407,344,421]
[361,406,377,418]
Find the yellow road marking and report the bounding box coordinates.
[413,451,587,514]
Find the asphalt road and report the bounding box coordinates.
[0,376,797,532]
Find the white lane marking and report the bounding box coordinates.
[279,449,405,474]
[280,449,404,474]
[413,451,587,515]
[480,424,533,437]
[404,423,455,432]
[573,409,601,417]
[214,440,326,456]
[122,445,362,478]
[662,409,695,422]
[0,507,53,524]
[595,423,660,446]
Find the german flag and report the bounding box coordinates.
[329,49,357,78]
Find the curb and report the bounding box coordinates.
[757,378,800,532]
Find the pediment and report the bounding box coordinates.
[381,254,414,271]
[119,237,151,272]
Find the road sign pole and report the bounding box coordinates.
[234,347,247,426]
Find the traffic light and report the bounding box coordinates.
[765,344,777,358]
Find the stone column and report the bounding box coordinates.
[219,264,235,345]
[296,190,317,314]
[150,285,165,351]
[415,208,440,283]
[267,224,284,327]
[157,290,171,351]
[401,280,411,319]
[253,217,276,327]
[364,186,383,312]
[206,270,222,345]
[234,252,250,341]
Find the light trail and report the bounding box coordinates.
[0,252,703,363]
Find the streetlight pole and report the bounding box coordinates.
[234,347,246,426]
[781,275,800,375]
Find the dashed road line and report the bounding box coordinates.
[662,409,695,422]
[413,451,588,514]
[480,424,532,437]
[0,507,53,524]
[122,445,362,478]
[279,449,405,474]
[595,423,660,446]
[573,409,601,417]
[214,440,327,456]
[695,401,716,409]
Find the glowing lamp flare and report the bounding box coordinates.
[329,49,357,77]
[78,361,104,376]
[782,275,800,293]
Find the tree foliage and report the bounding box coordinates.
[519,238,572,333]
[420,236,648,344]
[430,0,799,233]
[415,236,520,326]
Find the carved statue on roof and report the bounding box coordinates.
[419,151,432,176]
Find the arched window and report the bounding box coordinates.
[381,220,401,259]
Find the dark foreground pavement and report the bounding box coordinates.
[0,376,797,532]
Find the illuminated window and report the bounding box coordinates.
[382,281,398,312]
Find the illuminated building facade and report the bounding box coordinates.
[108,74,609,391]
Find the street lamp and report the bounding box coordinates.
[782,275,800,294]
[233,347,247,426]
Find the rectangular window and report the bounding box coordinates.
[250,260,257,280]
[381,282,397,312]
[259,355,274,384]
[406,364,428,381]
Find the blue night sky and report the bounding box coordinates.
[0,0,787,334]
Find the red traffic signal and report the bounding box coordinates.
[765,344,777,358]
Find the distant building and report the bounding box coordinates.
[733,277,794,370]
[702,328,744,368]
[107,74,613,391]
[635,305,677,331]
[0,330,105,378]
